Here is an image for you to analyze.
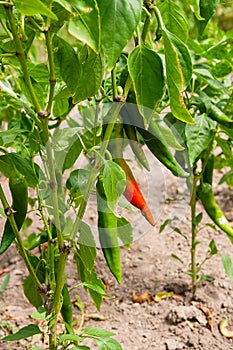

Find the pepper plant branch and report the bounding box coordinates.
[0,184,41,288]
[50,103,125,325]
[4,5,41,114]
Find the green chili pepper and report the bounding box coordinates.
[61,283,73,331]
[197,183,233,244]
[120,106,150,171]
[137,127,189,178]
[0,175,28,254]
[208,104,233,128]
[202,154,214,185]
[123,123,150,171]
[97,176,122,283]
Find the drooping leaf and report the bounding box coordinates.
[68,0,100,52]
[75,252,105,310]
[209,239,218,255]
[53,36,81,93]
[1,324,42,341]
[78,221,96,272]
[185,114,216,166]
[162,28,194,124]
[188,0,204,20]
[157,0,189,42]
[13,0,57,20]
[128,45,165,121]
[197,0,220,36]
[73,50,104,103]
[149,118,184,151]
[53,0,72,13]
[102,160,126,212]
[8,153,38,188]
[117,217,133,249]
[98,0,142,69]
[0,273,10,293]
[221,253,233,283]
[23,276,43,308]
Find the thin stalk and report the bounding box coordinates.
[45,29,56,113]
[111,68,117,101]
[190,176,198,296]
[0,184,41,288]
[4,5,41,114]
[46,141,63,248]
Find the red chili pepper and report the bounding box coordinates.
[114,158,156,227]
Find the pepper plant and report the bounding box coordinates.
[0,0,232,349]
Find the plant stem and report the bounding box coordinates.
[190,175,198,297]
[111,67,117,101]
[45,29,56,113]
[4,5,41,114]
[0,184,41,288]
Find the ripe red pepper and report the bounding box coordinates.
[114,158,156,227]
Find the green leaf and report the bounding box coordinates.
[0,154,18,179]
[8,154,38,188]
[98,0,142,69]
[0,273,10,293]
[59,334,82,342]
[81,282,109,296]
[102,160,126,212]
[0,222,15,255]
[149,118,184,151]
[94,337,122,350]
[13,0,57,20]
[128,45,165,121]
[53,36,81,93]
[54,0,72,13]
[62,136,82,172]
[82,327,115,338]
[23,276,43,308]
[117,217,133,249]
[157,0,189,42]
[78,221,96,272]
[1,324,42,341]
[75,252,105,310]
[185,114,216,166]
[209,239,218,255]
[171,254,184,264]
[162,28,194,124]
[73,49,104,103]
[195,212,203,226]
[197,0,220,35]
[221,253,233,283]
[188,0,204,20]
[68,0,100,52]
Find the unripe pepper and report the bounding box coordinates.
[97,176,122,283]
[197,183,233,244]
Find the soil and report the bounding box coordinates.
[0,150,233,350]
